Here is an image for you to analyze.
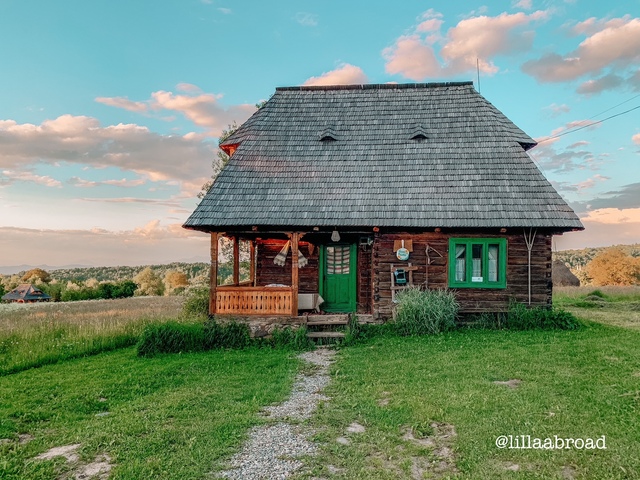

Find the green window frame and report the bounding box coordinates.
[448,238,507,289]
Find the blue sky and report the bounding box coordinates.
[1,0,639,267]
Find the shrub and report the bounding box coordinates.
[137,322,205,357]
[269,326,314,350]
[203,320,252,349]
[503,301,581,331]
[394,288,458,336]
[183,287,210,318]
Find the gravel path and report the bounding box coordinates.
[219,348,335,480]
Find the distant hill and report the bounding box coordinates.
[0,264,91,275]
[554,243,640,270]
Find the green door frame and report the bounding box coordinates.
[319,243,357,312]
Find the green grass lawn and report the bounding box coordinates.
[303,323,640,479]
[2,289,639,479]
[0,347,299,479]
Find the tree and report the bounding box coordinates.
[134,267,165,296]
[164,270,189,295]
[21,268,51,284]
[586,247,640,286]
[198,122,239,199]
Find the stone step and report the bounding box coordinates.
[306,331,346,338]
[304,314,349,325]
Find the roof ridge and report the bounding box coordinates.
[277,82,474,92]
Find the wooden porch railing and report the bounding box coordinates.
[215,286,292,315]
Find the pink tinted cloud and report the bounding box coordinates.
[555,208,640,249]
[96,85,256,136]
[0,115,216,193]
[303,64,368,86]
[383,10,548,80]
[1,170,62,188]
[632,133,640,145]
[523,17,640,84]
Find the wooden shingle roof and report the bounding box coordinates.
[184,82,583,231]
[1,284,51,302]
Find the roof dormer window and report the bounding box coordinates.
[319,126,338,142]
[409,125,429,141]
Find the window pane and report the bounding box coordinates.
[472,244,483,281]
[326,245,349,275]
[455,245,466,282]
[488,244,499,282]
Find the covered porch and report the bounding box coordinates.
[207,229,373,319]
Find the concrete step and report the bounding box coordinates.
[304,314,349,325]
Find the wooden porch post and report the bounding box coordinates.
[249,240,256,286]
[290,232,299,317]
[209,232,218,315]
[232,236,240,286]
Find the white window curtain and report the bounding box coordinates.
[472,244,483,278]
[488,245,499,282]
[455,245,466,282]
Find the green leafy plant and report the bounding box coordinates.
[203,320,252,350]
[182,287,210,318]
[137,321,205,357]
[503,301,581,330]
[394,288,459,336]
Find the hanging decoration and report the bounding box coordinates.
[273,240,308,268]
[331,229,341,242]
[396,239,410,260]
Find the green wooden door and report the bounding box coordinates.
[320,244,357,312]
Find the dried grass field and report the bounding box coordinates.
[0,296,185,375]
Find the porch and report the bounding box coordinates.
[208,230,373,319]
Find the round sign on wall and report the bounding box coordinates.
[396,240,409,260]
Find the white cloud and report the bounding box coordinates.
[1,170,62,188]
[303,64,368,86]
[522,16,640,90]
[632,133,640,145]
[543,103,570,118]
[383,10,549,80]
[0,115,216,195]
[295,12,318,27]
[513,0,532,9]
[96,85,256,137]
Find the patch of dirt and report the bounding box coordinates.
[378,391,391,406]
[633,372,640,377]
[33,444,114,480]
[493,379,522,389]
[561,465,578,479]
[75,455,112,480]
[503,461,520,471]
[35,444,81,462]
[401,423,458,478]
[336,436,350,445]
[346,422,365,434]
[18,433,34,444]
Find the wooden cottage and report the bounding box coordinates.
[183,82,583,323]
[1,284,51,303]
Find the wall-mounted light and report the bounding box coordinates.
[331,229,340,242]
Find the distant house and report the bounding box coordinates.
[183,82,583,322]
[1,284,51,303]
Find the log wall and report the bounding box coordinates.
[372,231,553,319]
[256,240,319,293]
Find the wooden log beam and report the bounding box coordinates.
[209,232,218,315]
[290,232,299,317]
[249,240,256,286]
[233,236,239,286]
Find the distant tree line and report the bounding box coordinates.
[0,263,210,303]
[554,244,640,286]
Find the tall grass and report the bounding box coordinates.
[0,297,184,375]
[394,288,459,335]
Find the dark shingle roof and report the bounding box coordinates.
[184,82,583,231]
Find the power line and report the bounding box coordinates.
[538,103,640,145]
